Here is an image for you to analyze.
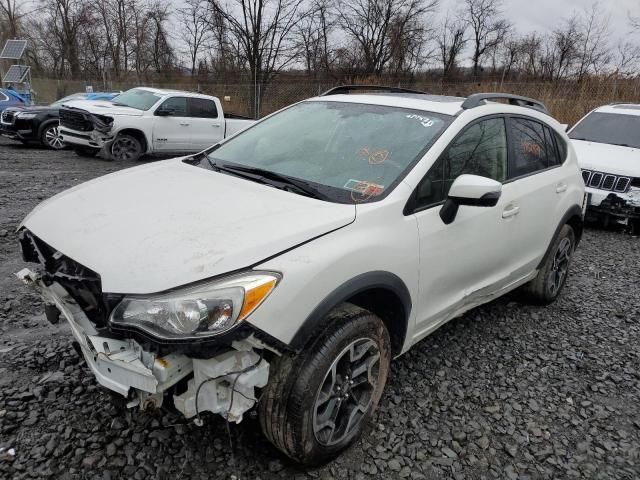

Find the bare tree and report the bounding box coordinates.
[337,0,439,76]
[575,2,611,80]
[612,41,640,77]
[0,0,31,38]
[208,0,305,115]
[463,0,510,79]
[178,0,211,75]
[437,12,467,80]
[293,0,335,79]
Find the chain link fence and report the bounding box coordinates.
[31,77,640,125]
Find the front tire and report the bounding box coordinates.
[41,123,66,150]
[110,134,143,161]
[259,304,390,465]
[519,224,576,305]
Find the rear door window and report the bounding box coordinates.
[189,98,218,118]
[508,118,552,178]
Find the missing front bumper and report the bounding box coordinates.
[16,267,270,423]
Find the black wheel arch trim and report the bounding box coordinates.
[37,119,59,140]
[288,271,412,352]
[536,204,583,270]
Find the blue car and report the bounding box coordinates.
[0,88,28,113]
[0,91,119,149]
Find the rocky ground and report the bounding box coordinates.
[0,138,639,480]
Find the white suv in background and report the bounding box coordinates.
[569,104,640,232]
[58,87,255,161]
[17,87,584,465]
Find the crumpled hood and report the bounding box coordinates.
[62,99,143,117]
[21,159,356,294]
[572,140,640,177]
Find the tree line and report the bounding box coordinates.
[0,0,639,87]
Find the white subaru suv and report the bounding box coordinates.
[568,103,640,232]
[16,86,584,465]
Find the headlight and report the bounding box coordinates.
[16,112,37,119]
[109,271,280,339]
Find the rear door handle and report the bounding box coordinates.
[556,182,568,193]
[502,206,520,219]
[212,123,221,128]
[179,122,190,126]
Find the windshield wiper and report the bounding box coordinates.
[207,159,326,200]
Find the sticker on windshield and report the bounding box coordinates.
[357,146,390,164]
[406,114,436,128]
[344,179,385,202]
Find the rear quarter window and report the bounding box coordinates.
[189,98,218,118]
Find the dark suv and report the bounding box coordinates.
[1,92,118,149]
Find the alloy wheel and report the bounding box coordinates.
[548,236,572,295]
[312,338,380,446]
[45,126,66,149]
[111,137,139,161]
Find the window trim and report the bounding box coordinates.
[404,113,508,215]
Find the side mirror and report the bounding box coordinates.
[440,174,502,225]
[155,108,174,116]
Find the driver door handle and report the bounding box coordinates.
[502,206,520,219]
[179,122,190,126]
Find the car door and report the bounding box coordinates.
[187,97,224,150]
[152,96,191,151]
[409,117,524,340]
[504,116,567,274]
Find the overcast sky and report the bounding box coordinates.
[441,0,639,40]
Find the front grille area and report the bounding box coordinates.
[59,108,92,131]
[19,230,119,328]
[581,169,633,193]
[1,109,15,125]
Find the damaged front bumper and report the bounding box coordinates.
[16,268,270,423]
[585,186,640,226]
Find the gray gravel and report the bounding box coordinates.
[1,139,639,479]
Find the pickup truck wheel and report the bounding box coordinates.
[519,224,575,305]
[110,134,143,161]
[41,123,66,150]
[258,304,390,465]
[74,146,100,158]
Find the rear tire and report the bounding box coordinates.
[259,303,390,465]
[74,146,100,158]
[519,224,575,305]
[41,122,66,150]
[110,134,143,161]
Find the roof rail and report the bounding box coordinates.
[462,93,548,113]
[321,85,427,96]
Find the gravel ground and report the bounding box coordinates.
[1,139,639,480]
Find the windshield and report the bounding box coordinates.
[206,101,451,203]
[569,112,640,149]
[50,93,84,106]
[111,88,161,111]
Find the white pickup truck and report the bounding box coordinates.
[58,87,255,161]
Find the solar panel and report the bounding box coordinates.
[0,40,27,59]
[3,65,30,83]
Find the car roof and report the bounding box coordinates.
[594,103,640,117]
[307,93,466,116]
